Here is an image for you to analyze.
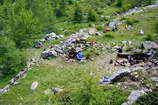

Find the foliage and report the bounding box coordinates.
[155,22,158,33]
[116,0,123,7]
[88,10,98,22]
[53,75,129,105]
[143,33,157,41]
[74,6,83,22]
[0,37,26,76]
[126,18,139,26]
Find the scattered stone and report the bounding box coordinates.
[95,32,102,36]
[150,77,158,86]
[88,28,97,35]
[31,81,38,90]
[44,89,52,95]
[140,29,144,35]
[142,41,158,49]
[52,87,64,94]
[0,85,10,94]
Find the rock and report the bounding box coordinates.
[140,29,144,35]
[31,81,38,90]
[59,35,64,38]
[52,87,64,94]
[121,41,132,46]
[88,28,97,35]
[151,77,158,82]
[95,32,102,36]
[143,41,158,49]
[101,69,131,84]
[109,21,117,27]
[151,77,158,86]
[44,89,52,95]
[122,88,152,105]
[0,85,10,94]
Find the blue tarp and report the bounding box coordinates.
[35,42,43,48]
[109,22,116,27]
[76,51,85,60]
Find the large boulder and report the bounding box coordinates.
[122,88,152,105]
[101,69,131,84]
[142,41,158,49]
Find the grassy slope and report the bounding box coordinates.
[0,7,158,105]
[0,52,126,105]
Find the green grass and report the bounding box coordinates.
[0,54,129,105]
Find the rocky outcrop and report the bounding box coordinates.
[122,88,152,105]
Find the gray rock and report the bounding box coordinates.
[143,41,158,49]
[151,77,158,86]
[0,85,10,94]
[101,69,131,83]
[95,32,102,36]
[88,28,97,35]
[122,88,152,105]
[52,87,64,94]
[44,89,53,95]
[31,81,38,90]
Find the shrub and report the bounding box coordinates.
[143,34,155,41]
[55,8,64,17]
[103,33,114,39]
[96,25,104,31]
[88,10,98,22]
[0,37,26,76]
[74,7,83,22]
[126,18,139,25]
[116,0,123,7]
[155,22,158,34]
[70,76,129,105]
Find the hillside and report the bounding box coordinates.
[0,0,158,105]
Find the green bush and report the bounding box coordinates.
[96,25,104,31]
[0,37,26,76]
[126,18,139,25]
[143,34,156,41]
[74,7,83,22]
[88,10,98,22]
[103,33,114,39]
[116,0,123,7]
[155,22,158,34]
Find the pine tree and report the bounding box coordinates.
[88,10,97,22]
[0,37,26,75]
[74,7,83,22]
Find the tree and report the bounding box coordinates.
[74,7,83,22]
[0,37,26,75]
[88,10,97,22]
[11,9,41,48]
[116,0,123,7]
[0,0,4,5]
